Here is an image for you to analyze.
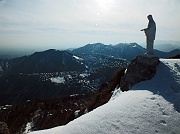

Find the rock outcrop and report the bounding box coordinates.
[0,122,9,134]
[120,55,160,91]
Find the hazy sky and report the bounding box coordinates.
[0,0,180,50]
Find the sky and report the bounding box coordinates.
[0,0,180,51]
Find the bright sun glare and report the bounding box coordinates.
[96,0,115,13]
[94,0,116,26]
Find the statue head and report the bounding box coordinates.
[147,15,153,21]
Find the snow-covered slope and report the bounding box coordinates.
[132,59,180,112]
[30,59,180,134]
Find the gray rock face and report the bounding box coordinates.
[120,55,160,91]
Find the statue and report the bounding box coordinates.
[141,15,156,55]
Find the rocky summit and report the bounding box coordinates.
[120,55,160,91]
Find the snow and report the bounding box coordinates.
[23,122,33,134]
[109,87,121,101]
[132,44,137,47]
[73,55,83,60]
[79,73,89,78]
[124,69,127,74]
[30,59,180,134]
[67,75,72,79]
[74,110,80,118]
[0,105,12,110]
[132,59,180,112]
[50,77,65,84]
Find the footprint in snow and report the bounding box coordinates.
[160,120,167,125]
[156,103,169,116]
[162,111,168,116]
[150,96,156,100]
[174,63,180,72]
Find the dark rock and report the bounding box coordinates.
[0,67,3,77]
[120,55,160,91]
[0,122,9,134]
[169,54,180,59]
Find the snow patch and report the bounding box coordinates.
[67,75,72,79]
[74,110,80,118]
[73,55,83,60]
[79,73,89,78]
[50,77,65,84]
[70,94,79,97]
[23,122,33,134]
[109,87,121,101]
[0,105,12,110]
[124,69,127,74]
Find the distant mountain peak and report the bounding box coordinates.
[71,42,180,61]
[72,42,145,61]
[0,50,87,74]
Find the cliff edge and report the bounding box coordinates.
[120,55,160,91]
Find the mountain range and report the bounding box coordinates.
[0,49,86,75]
[0,42,179,105]
[0,48,128,105]
[0,43,179,133]
[71,43,180,61]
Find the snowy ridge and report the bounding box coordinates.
[132,59,180,112]
[30,59,180,134]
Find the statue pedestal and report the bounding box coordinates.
[120,55,160,91]
[143,53,157,58]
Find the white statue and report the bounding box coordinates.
[141,15,156,55]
